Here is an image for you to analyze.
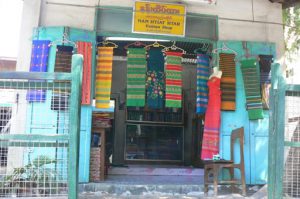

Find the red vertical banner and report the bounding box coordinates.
[77,41,92,105]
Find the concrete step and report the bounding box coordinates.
[79,183,204,196]
[79,175,204,195]
[108,166,204,176]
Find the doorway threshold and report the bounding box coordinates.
[108,165,204,176]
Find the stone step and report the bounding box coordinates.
[108,167,204,176]
[79,183,204,196]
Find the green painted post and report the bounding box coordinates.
[268,63,285,199]
[268,63,278,199]
[69,54,83,199]
[274,63,286,199]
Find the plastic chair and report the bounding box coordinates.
[203,127,246,196]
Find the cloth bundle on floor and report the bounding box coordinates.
[54,45,73,72]
[201,76,221,160]
[126,48,147,107]
[196,54,210,114]
[165,51,183,108]
[26,40,51,102]
[219,53,236,110]
[77,41,92,105]
[259,55,273,109]
[146,48,165,109]
[96,47,114,109]
[240,59,264,120]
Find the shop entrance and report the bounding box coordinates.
[91,36,214,171]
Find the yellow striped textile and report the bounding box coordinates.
[96,47,114,108]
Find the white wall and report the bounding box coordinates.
[18,0,285,70]
[40,0,97,31]
[16,0,41,71]
[39,0,284,58]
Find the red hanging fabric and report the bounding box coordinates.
[77,41,92,105]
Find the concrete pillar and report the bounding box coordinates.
[16,0,41,72]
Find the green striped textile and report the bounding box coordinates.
[240,59,264,120]
[126,48,147,107]
[165,51,183,108]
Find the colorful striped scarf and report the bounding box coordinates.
[96,47,114,109]
[54,46,73,72]
[196,54,210,114]
[240,59,264,120]
[165,51,183,108]
[146,48,165,109]
[219,53,236,110]
[77,41,92,105]
[26,40,50,102]
[259,55,272,109]
[126,48,147,107]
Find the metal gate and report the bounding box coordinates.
[0,55,82,199]
[268,64,300,199]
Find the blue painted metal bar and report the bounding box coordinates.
[0,72,72,80]
[0,82,71,90]
[286,84,300,91]
[284,141,300,147]
[0,141,68,147]
[0,134,69,141]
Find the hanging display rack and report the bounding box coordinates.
[163,41,186,54]
[97,40,119,48]
[49,33,78,48]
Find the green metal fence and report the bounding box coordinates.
[269,64,300,199]
[0,55,82,199]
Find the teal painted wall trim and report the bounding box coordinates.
[218,41,276,185]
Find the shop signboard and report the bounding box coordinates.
[133,1,186,37]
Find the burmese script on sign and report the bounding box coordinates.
[133,1,186,36]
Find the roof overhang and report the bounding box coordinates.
[270,0,300,8]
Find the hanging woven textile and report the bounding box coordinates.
[77,41,92,105]
[26,40,51,102]
[126,48,147,107]
[259,55,272,109]
[219,53,236,110]
[95,47,114,109]
[196,54,210,114]
[165,51,183,108]
[146,48,165,109]
[240,59,264,120]
[54,45,73,72]
[51,45,73,110]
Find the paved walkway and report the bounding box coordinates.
[79,185,267,199]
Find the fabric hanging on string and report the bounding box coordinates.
[219,53,236,110]
[196,54,210,114]
[26,40,51,102]
[165,51,183,108]
[201,76,221,160]
[51,45,73,110]
[77,41,92,105]
[54,45,73,72]
[146,48,165,109]
[95,47,114,109]
[259,55,272,109]
[240,59,264,120]
[126,48,147,107]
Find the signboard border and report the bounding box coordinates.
[132,1,186,37]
